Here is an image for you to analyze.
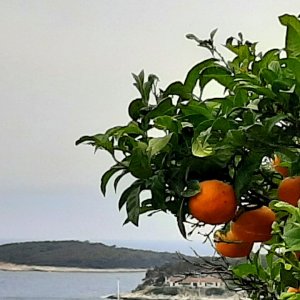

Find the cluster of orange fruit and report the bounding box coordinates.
[287,287,300,293]
[273,155,300,206]
[188,155,300,259]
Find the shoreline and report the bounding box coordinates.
[0,262,147,273]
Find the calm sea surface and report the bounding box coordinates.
[0,270,145,300]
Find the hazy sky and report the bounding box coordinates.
[0,1,299,255]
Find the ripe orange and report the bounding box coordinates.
[287,287,300,293]
[188,180,237,225]
[231,206,276,242]
[215,230,253,258]
[278,176,300,207]
[272,154,289,177]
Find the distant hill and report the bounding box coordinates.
[0,240,187,269]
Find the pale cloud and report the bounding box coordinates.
[0,0,298,251]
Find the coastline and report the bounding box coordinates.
[0,262,147,273]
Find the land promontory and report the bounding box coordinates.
[0,240,186,269]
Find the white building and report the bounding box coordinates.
[166,275,225,288]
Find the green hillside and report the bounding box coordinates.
[0,240,183,269]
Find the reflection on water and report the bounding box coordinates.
[0,270,145,299]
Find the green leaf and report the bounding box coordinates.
[284,225,300,251]
[164,82,190,99]
[253,49,280,75]
[212,117,234,133]
[281,58,300,96]
[200,65,235,90]
[224,130,246,147]
[128,98,146,120]
[180,100,213,120]
[126,186,142,226]
[261,68,278,84]
[210,28,218,40]
[147,134,173,157]
[264,115,287,133]
[146,98,176,119]
[132,71,158,104]
[105,125,123,137]
[100,165,124,196]
[75,134,113,153]
[153,116,181,133]
[291,156,300,176]
[270,200,299,216]
[269,60,282,74]
[119,181,142,226]
[117,135,138,152]
[129,143,152,179]
[181,180,200,197]
[184,58,216,92]
[192,134,214,158]
[280,267,300,292]
[234,72,261,86]
[194,119,214,137]
[149,173,167,210]
[234,151,264,198]
[280,292,300,299]
[265,252,274,276]
[231,262,258,277]
[177,198,187,239]
[238,83,276,98]
[280,14,300,58]
[113,170,128,192]
[143,74,159,102]
[132,70,145,95]
[272,79,294,93]
[242,110,256,126]
[225,39,255,70]
[119,121,145,137]
[119,180,141,210]
[233,89,249,107]
[105,122,144,139]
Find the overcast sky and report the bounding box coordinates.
[0,1,299,255]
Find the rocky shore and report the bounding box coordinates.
[117,286,249,300]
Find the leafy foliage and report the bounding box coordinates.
[77,14,300,299]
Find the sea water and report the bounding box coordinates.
[0,270,145,299]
